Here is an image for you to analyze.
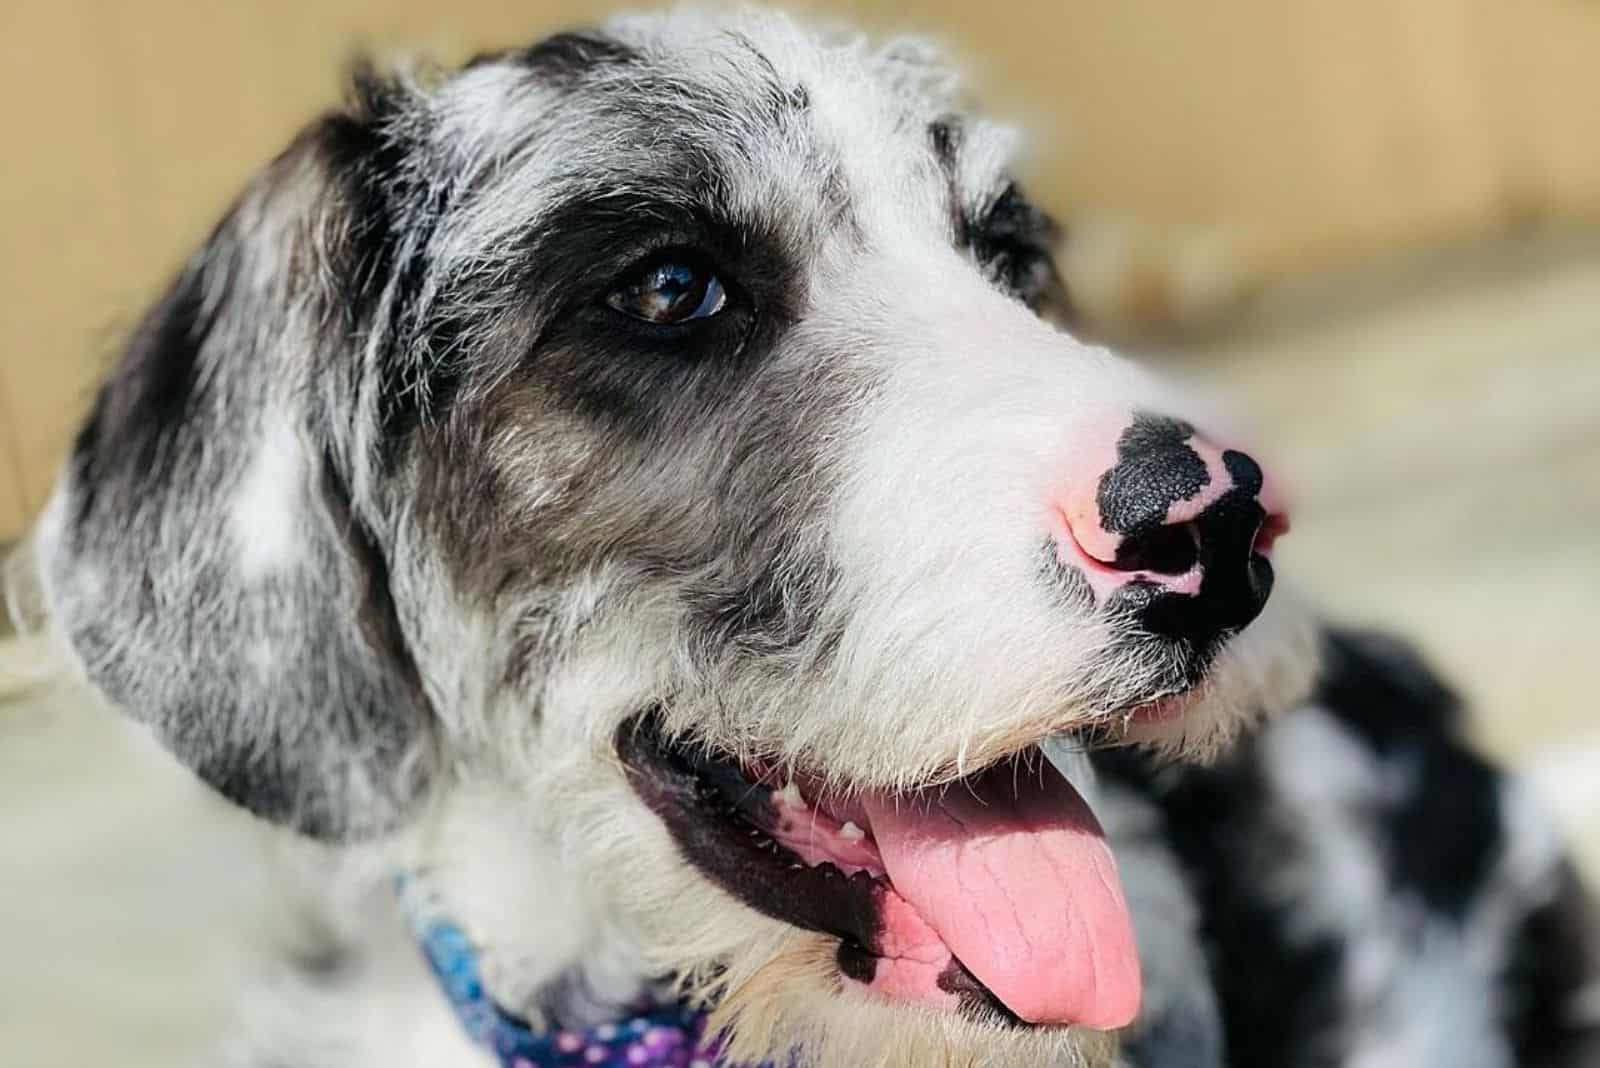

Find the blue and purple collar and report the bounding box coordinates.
[400,879,769,1068]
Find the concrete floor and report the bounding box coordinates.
[2,237,1597,1067]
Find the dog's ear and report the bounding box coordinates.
[38,74,438,840]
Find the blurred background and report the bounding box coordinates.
[2,1,1597,1064]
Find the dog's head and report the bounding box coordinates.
[34,10,1317,1066]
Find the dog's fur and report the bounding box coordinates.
[12,9,1598,1067]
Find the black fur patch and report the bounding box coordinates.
[289,75,466,465]
[928,116,961,173]
[330,94,463,461]
[1097,741,1349,1066]
[956,181,1070,316]
[1317,630,1501,917]
[1503,860,1600,1067]
[318,69,415,323]
[68,251,214,530]
[517,31,641,84]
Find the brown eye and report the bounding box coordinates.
[606,257,728,324]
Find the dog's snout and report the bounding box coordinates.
[1054,413,1289,650]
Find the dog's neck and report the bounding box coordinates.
[406,804,665,1031]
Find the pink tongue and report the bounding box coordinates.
[860,758,1141,1029]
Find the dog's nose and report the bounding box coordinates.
[1054,413,1289,650]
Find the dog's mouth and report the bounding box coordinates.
[617,714,1141,1031]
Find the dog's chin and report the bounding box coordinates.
[1118,580,1322,761]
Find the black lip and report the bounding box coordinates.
[617,713,884,948]
[615,713,1026,1028]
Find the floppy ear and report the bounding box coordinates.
[38,79,437,840]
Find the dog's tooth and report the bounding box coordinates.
[839,821,866,842]
[777,780,807,810]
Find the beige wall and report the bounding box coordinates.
[3,0,1599,542]
[0,437,21,542]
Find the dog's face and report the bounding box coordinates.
[36,11,1318,1066]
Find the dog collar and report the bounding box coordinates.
[401,879,765,1068]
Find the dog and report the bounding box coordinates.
[14,9,1598,1067]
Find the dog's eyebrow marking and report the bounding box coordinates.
[502,187,728,292]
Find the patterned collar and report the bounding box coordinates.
[400,880,768,1068]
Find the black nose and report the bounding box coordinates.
[1108,477,1278,653]
[1058,412,1288,658]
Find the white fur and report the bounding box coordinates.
[230,419,309,581]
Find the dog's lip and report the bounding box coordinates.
[616,713,1030,1025]
[616,713,895,957]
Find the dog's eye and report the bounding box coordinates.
[606,256,728,325]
